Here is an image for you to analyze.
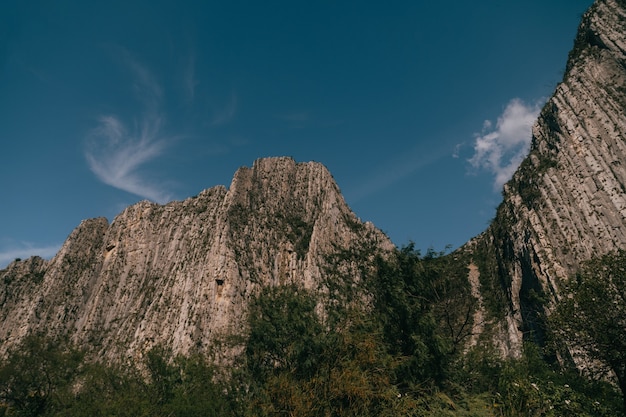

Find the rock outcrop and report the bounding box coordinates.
[466,0,626,357]
[0,157,393,360]
[3,0,626,365]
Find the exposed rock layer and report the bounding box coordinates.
[3,0,626,363]
[0,157,393,360]
[467,0,626,357]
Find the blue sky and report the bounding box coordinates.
[0,1,593,267]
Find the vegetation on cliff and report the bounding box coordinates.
[1,247,623,416]
[552,250,626,410]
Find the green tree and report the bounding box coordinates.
[0,335,83,417]
[65,348,233,417]
[552,250,626,411]
[241,284,324,415]
[145,345,179,407]
[62,361,151,417]
[370,245,472,390]
[160,353,234,417]
[245,284,324,384]
[240,283,413,416]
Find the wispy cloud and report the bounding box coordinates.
[468,98,542,190]
[274,111,312,129]
[210,92,238,126]
[183,52,198,104]
[347,145,448,203]
[0,242,61,268]
[278,112,310,122]
[85,115,172,203]
[120,48,163,112]
[181,45,236,126]
[85,49,173,203]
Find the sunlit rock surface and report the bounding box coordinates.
[466,0,626,357]
[0,157,393,360]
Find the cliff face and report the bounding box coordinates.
[467,0,626,357]
[0,157,393,360]
[3,0,626,365]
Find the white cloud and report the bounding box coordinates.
[85,50,173,204]
[468,98,542,190]
[0,242,61,268]
[85,115,172,203]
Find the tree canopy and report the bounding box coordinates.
[552,249,626,410]
[0,247,623,416]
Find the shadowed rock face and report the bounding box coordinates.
[466,0,626,357]
[3,1,626,365]
[0,157,393,360]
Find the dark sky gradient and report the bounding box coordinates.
[0,1,593,266]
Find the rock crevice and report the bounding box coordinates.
[0,157,393,360]
[467,0,626,356]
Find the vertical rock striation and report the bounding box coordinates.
[4,0,626,364]
[0,157,393,360]
[467,0,626,356]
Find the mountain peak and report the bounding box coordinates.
[0,158,392,360]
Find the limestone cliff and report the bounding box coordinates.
[466,0,626,357]
[3,0,626,365]
[0,157,393,360]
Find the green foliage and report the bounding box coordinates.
[238,283,415,416]
[513,158,544,211]
[456,343,623,416]
[278,214,314,259]
[0,335,83,417]
[370,245,459,388]
[237,245,482,415]
[245,284,324,383]
[155,352,234,417]
[552,249,626,410]
[0,338,233,417]
[470,215,514,321]
[61,361,151,417]
[1,247,625,416]
[564,3,602,76]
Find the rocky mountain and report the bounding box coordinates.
[465,0,626,357]
[0,157,393,360]
[2,0,626,366]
